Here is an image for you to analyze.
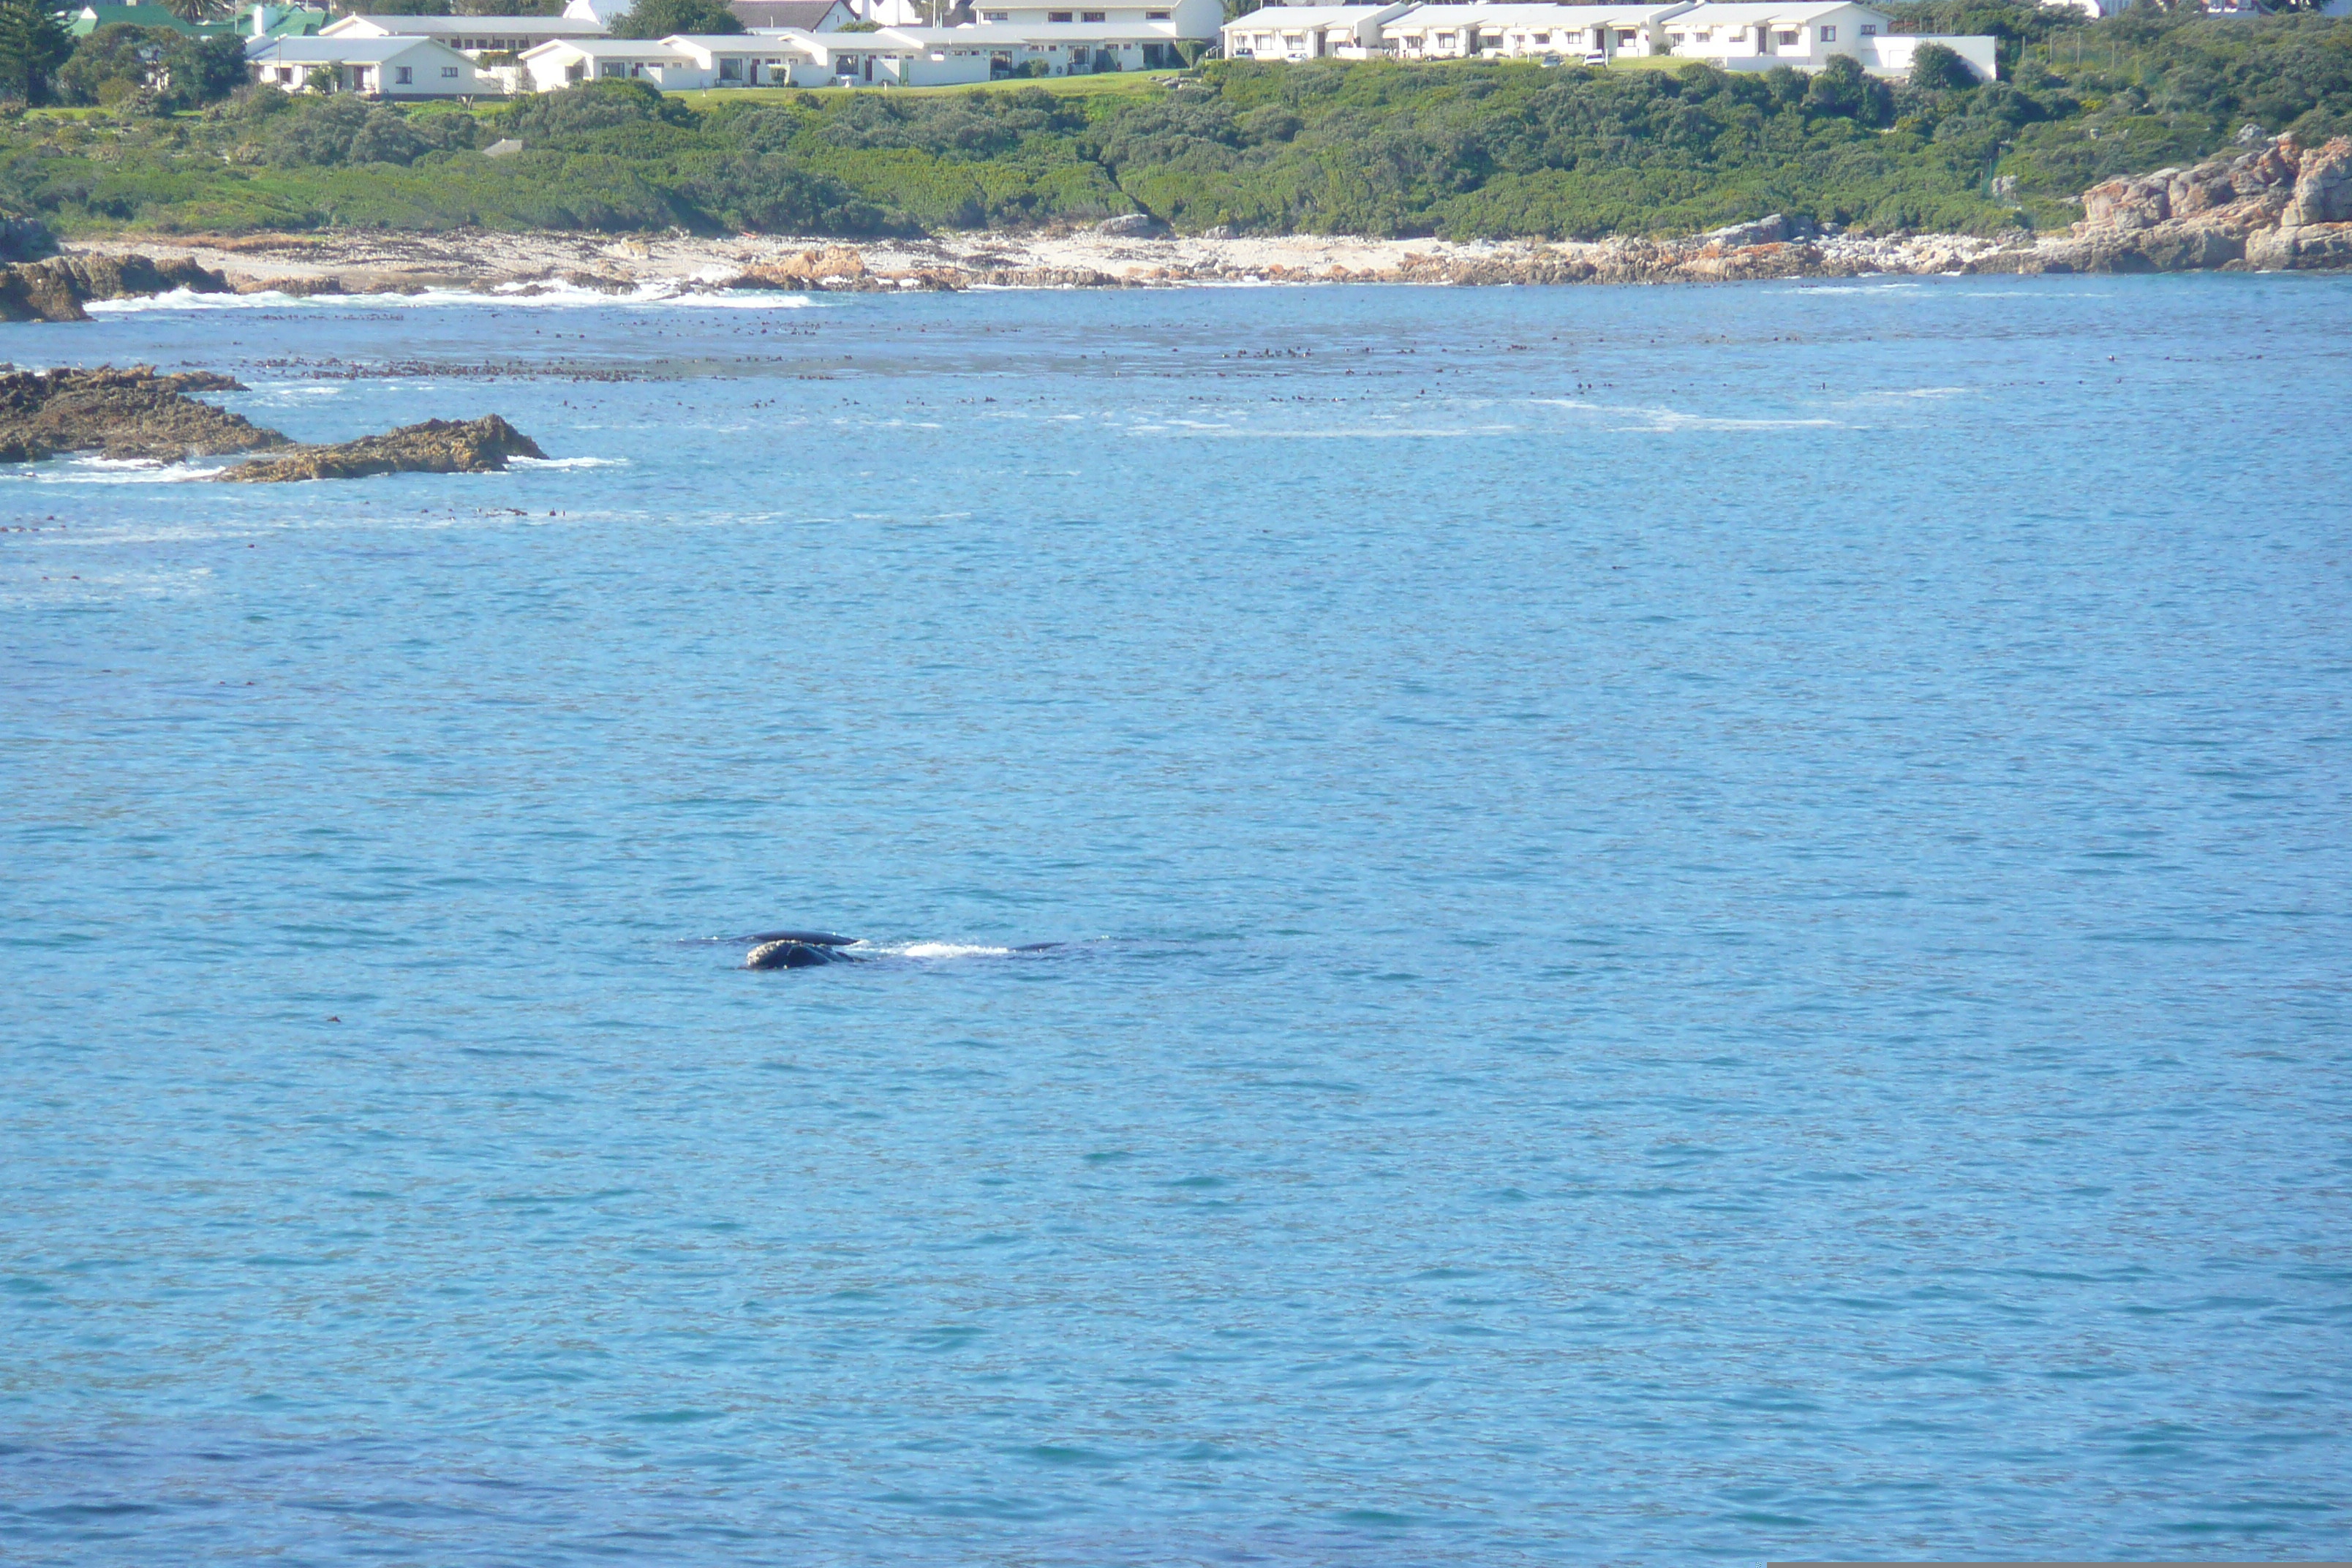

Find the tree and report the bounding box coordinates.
[159,0,225,23]
[56,23,247,108]
[0,0,73,103]
[1907,39,1979,88]
[609,0,742,36]
[1803,52,1894,124]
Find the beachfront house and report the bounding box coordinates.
[322,12,609,56]
[1379,3,1688,60]
[246,34,496,94]
[516,27,981,86]
[672,29,899,83]
[1662,1,1994,77]
[859,18,1187,72]
[844,0,1218,38]
[517,36,699,87]
[1220,3,1414,61]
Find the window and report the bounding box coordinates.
[1775,29,1797,42]
[1145,9,1166,16]
[982,10,1007,18]
[719,56,741,76]
[1282,31,1302,44]
[440,64,459,75]
[1047,10,1070,20]
[394,64,412,82]
[1817,24,1834,39]
[1858,22,1876,33]
[1668,31,1684,42]
[1082,10,1105,18]
[1615,29,1633,43]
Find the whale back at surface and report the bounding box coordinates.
[740,930,857,948]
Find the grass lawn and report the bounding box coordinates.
[671,69,1178,107]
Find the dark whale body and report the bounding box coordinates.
[742,931,1068,970]
[747,937,864,970]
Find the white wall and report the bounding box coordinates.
[1861,31,1996,80]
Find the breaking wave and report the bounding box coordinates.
[86,282,828,314]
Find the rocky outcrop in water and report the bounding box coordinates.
[0,255,234,323]
[0,364,544,478]
[0,365,283,463]
[216,415,545,483]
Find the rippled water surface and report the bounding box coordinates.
[4,276,2350,1564]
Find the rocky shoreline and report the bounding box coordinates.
[8,133,2345,311]
[0,363,544,480]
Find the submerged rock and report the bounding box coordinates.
[0,255,233,323]
[216,415,546,483]
[0,364,283,464]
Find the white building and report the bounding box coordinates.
[1221,3,1415,61]
[854,0,1218,39]
[246,34,498,96]
[797,24,1002,80]
[1656,2,1865,61]
[1851,28,1995,79]
[517,25,999,86]
[1381,2,1689,59]
[1663,2,1994,78]
[868,18,1187,71]
[517,34,698,87]
[322,12,607,56]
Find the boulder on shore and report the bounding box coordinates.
[0,255,233,323]
[216,415,546,483]
[0,364,284,463]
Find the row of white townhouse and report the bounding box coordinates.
[511,19,1188,91]
[249,14,1194,94]
[1222,0,1997,80]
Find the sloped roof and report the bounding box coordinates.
[1222,4,1414,26]
[325,13,607,34]
[516,34,693,54]
[1384,3,1689,26]
[729,0,847,27]
[1667,0,1882,19]
[249,32,467,59]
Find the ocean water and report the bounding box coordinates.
[3,274,2348,1565]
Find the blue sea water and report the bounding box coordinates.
[3,274,2349,1566]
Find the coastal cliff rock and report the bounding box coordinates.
[1970,135,2352,276]
[216,415,545,483]
[0,255,233,323]
[0,364,283,463]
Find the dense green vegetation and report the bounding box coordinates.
[1,7,2346,241]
